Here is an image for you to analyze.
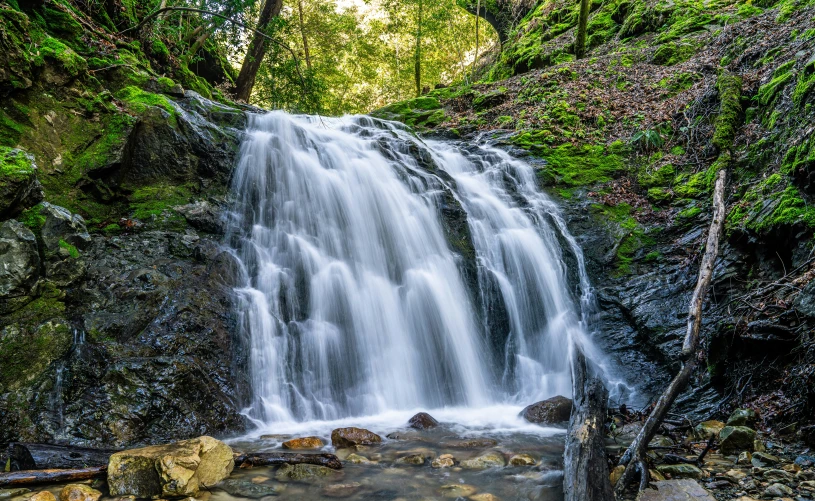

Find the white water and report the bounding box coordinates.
[227,112,616,434]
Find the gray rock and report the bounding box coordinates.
[794,281,815,318]
[0,148,43,218]
[0,488,31,499]
[275,464,342,483]
[726,408,758,427]
[636,479,716,500]
[0,220,39,308]
[217,479,283,498]
[520,395,573,424]
[719,426,756,454]
[654,464,704,479]
[750,451,780,467]
[175,201,225,235]
[763,482,794,497]
[408,411,439,430]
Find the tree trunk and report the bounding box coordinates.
[0,467,106,488]
[574,0,591,59]
[474,0,480,65]
[614,169,728,496]
[6,443,118,471]
[564,348,614,501]
[235,453,342,470]
[414,0,423,97]
[297,0,312,70]
[234,0,284,102]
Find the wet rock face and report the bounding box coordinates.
[0,149,43,219]
[0,221,39,309]
[520,395,573,424]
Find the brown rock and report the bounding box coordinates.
[520,396,573,424]
[408,412,439,429]
[59,485,102,501]
[431,454,455,468]
[282,436,325,450]
[322,483,361,498]
[331,427,382,448]
[29,493,57,501]
[508,454,536,466]
[636,479,716,500]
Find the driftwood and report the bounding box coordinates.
[7,443,118,471]
[614,169,727,496]
[235,452,342,470]
[564,347,614,501]
[0,467,106,487]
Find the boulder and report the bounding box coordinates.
[344,454,373,465]
[736,451,752,465]
[520,396,573,424]
[216,479,284,498]
[175,201,225,235]
[37,203,91,287]
[719,426,756,454]
[0,148,43,218]
[274,464,341,483]
[460,451,506,469]
[0,220,39,308]
[763,483,794,497]
[692,420,725,440]
[508,454,536,466]
[408,412,439,430]
[655,464,705,479]
[330,427,382,448]
[0,489,30,499]
[470,494,501,501]
[58,484,102,501]
[726,409,758,427]
[107,436,234,498]
[636,479,716,501]
[282,437,324,450]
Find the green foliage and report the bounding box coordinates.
[712,72,743,151]
[630,128,664,152]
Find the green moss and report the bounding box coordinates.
[639,163,676,188]
[674,161,722,198]
[592,202,656,275]
[34,37,87,77]
[151,37,170,63]
[757,60,795,106]
[658,72,701,98]
[58,239,80,258]
[371,96,447,129]
[530,143,625,187]
[129,184,193,221]
[678,206,702,219]
[792,64,815,106]
[115,86,177,120]
[712,71,743,151]
[0,146,35,181]
[17,204,46,231]
[652,41,697,66]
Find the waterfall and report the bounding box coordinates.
[227,112,612,427]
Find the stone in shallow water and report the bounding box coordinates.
[636,479,716,501]
[431,454,455,468]
[217,479,284,498]
[29,493,56,501]
[322,483,361,498]
[520,396,573,424]
[439,484,477,498]
[107,436,234,498]
[692,420,725,440]
[408,412,439,430]
[281,436,324,450]
[0,489,30,499]
[442,438,498,449]
[275,464,342,483]
[509,454,537,466]
[396,454,426,465]
[331,427,382,448]
[460,451,506,469]
[345,453,374,464]
[470,494,501,501]
[59,484,102,501]
[655,464,704,479]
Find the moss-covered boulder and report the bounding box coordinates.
[719,426,756,454]
[107,436,234,498]
[274,464,342,483]
[0,147,43,218]
[371,96,447,129]
[0,7,36,94]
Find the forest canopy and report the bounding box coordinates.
[134,0,498,114]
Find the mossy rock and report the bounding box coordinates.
[0,6,39,93]
[371,96,447,129]
[0,146,43,217]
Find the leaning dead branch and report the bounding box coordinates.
[614,168,727,496]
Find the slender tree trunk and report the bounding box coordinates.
[414,0,423,97]
[474,0,480,67]
[235,0,284,102]
[297,0,312,70]
[574,0,591,59]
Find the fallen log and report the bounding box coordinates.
[235,452,342,470]
[7,443,118,471]
[0,466,106,488]
[614,169,727,497]
[563,347,614,501]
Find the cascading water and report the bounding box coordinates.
[226,111,616,430]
